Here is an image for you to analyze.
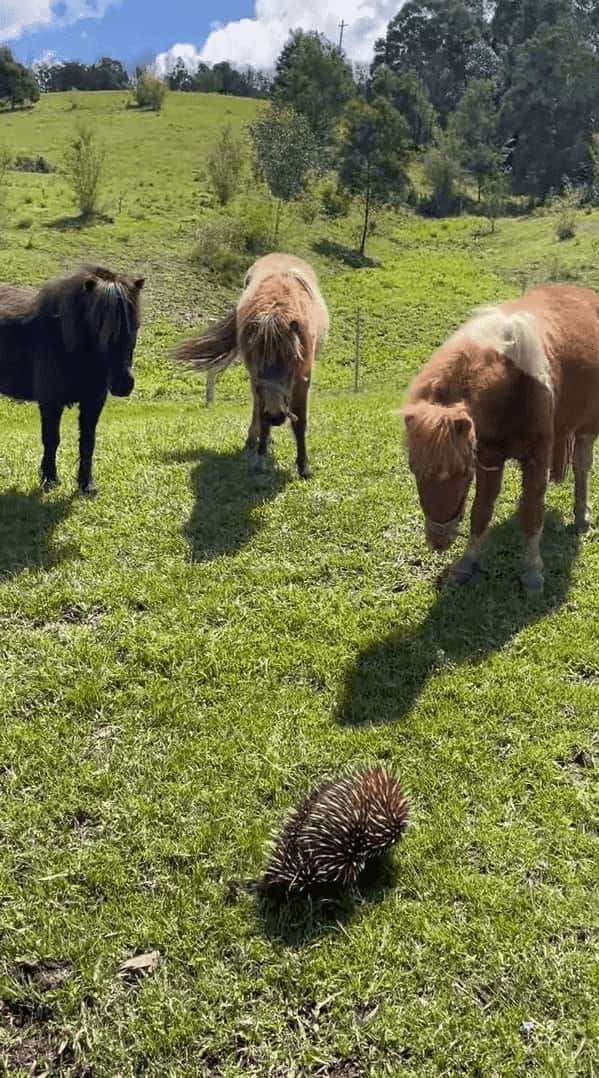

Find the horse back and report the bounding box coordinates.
[519,285,599,435]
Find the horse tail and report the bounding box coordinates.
[174,309,238,374]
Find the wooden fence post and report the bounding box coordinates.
[205,371,216,405]
[353,307,362,393]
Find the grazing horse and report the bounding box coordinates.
[401,284,599,592]
[0,265,144,493]
[175,253,329,478]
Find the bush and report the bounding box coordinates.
[193,199,271,282]
[320,180,351,218]
[13,153,53,173]
[63,123,104,216]
[553,182,580,241]
[207,126,245,206]
[421,134,462,217]
[135,73,166,112]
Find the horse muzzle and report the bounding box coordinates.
[110,369,135,397]
[425,516,461,552]
[265,410,287,427]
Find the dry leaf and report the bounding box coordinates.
[118,950,160,978]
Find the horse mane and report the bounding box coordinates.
[460,304,553,396]
[401,401,476,478]
[36,265,141,352]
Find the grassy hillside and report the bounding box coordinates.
[0,94,597,1076]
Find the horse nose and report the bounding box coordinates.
[266,411,287,427]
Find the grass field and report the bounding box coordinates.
[0,93,597,1076]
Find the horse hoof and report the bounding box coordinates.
[298,465,311,480]
[520,566,544,594]
[575,512,591,534]
[78,483,97,497]
[249,455,267,475]
[448,556,480,586]
[41,476,59,492]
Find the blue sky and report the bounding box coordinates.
[4,1,397,72]
[7,1,252,67]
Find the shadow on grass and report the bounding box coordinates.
[255,855,398,948]
[0,490,76,579]
[46,212,114,231]
[163,446,289,563]
[312,239,379,269]
[337,513,579,727]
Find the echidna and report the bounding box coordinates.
[260,768,409,895]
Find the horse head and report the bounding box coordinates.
[401,401,476,551]
[80,268,144,397]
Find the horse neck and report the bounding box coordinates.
[413,341,470,409]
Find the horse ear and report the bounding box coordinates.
[399,406,416,426]
[134,278,145,291]
[84,277,96,293]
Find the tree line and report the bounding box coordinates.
[3,0,598,214]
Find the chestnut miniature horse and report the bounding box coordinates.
[176,254,329,478]
[402,284,599,592]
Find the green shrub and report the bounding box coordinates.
[320,180,351,218]
[13,153,53,173]
[135,73,166,112]
[193,199,271,283]
[207,125,245,206]
[63,123,104,216]
[553,182,580,241]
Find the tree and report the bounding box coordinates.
[0,48,39,109]
[451,79,501,199]
[272,30,355,144]
[370,68,437,149]
[250,104,318,241]
[167,58,194,92]
[207,125,245,205]
[90,57,129,90]
[338,97,410,255]
[500,20,599,197]
[372,0,485,122]
[63,124,105,217]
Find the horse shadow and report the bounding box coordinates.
[164,447,289,563]
[0,490,76,580]
[337,513,580,727]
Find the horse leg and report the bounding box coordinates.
[245,389,260,454]
[519,461,548,592]
[573,433,595,532]
[250,413,272,474]
[449,466,504,584]
[290,376,310,479]
[77,393,106,494]
[39,402,63,490]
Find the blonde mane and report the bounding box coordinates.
[459,304,553,395]
[402,401,476,479]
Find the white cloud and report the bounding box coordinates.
[154,42,206,77]
[0,0,119,43]
[155,0,402,75]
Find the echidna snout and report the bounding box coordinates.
[261,768,409,895]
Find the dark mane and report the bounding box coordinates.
[35,265,141,352]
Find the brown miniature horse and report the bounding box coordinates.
[175,253,329,478]
[402,284,599,592]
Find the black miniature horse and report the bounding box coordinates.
[0,265,144,493]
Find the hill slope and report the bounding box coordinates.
[0,94,596,1076]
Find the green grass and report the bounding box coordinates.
[0,94,597,1076]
